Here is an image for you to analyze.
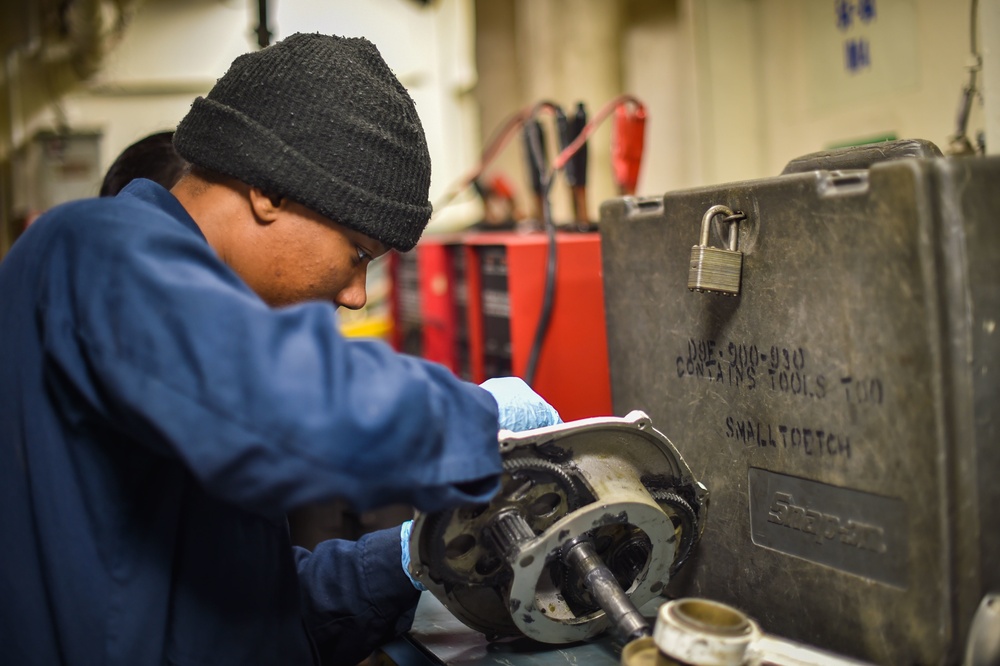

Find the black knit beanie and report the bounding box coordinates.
[173,33,432,251]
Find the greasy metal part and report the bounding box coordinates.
[409,411,707,645]
[502,455,583,506]
[620,637,673,666]
[562,538,651,643]
[485,509,535,560]
[648,490,698,574]
[647,598,871,666]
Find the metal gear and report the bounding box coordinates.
[649,490,698,573]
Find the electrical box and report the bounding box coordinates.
[416,235,473,380]
[388,249,422,357]
[464,231,612,421]
[599,141,1000,665]
[12,130,102,215]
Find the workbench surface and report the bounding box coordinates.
[380,594,627,665]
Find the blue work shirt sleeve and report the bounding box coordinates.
[295,527,420,665]
[38,195,502,517]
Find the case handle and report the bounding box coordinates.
[781,138,942,175]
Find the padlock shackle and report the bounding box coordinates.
[726,221,738,252]
[699,205,736,247]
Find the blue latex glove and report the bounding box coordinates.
[400,520,426,591]
[479,377,563,432]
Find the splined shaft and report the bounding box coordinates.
[485,509,535,560]
[563,539,651,643]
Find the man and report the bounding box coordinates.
[0,33,560,665]
[99,130,187,197]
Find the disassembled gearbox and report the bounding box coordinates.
[408,411,707,644]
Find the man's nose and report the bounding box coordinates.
[334,270,368,310]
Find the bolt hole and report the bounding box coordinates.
[475,554,502,576]
[503,476,533,501]
[445,534,476,559]
[593,534,613,553]
[529,492,562,517]
[462,504,488,520]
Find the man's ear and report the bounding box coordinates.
[248,186,286,224]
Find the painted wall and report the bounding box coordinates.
[3,0,992,249]
[695,0,984,185]
[65,0,255,184]
[472,0,988,214]
[2,0,481,250]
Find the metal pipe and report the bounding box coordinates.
[653,598,872,666]
[563,539,650,643]
[255,0,272,48]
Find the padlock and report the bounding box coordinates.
[688,204,743,296]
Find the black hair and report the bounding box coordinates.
[100,131,188,197]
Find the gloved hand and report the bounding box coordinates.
[400,520,426,591]
[479,377,563,432]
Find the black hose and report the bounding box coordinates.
[523,119,557,388]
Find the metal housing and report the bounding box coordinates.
[409,411,707,644]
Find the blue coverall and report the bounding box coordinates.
[0,179,503,665]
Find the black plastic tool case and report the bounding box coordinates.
[599,141,1000,664]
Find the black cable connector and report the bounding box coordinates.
[522,109,559,388]
[522,119,547,201]
[564,103,588,190]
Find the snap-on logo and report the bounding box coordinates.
[766,492,886,554]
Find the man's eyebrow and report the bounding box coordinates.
[366,241,390,258]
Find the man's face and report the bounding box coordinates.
[234,198,390,309]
